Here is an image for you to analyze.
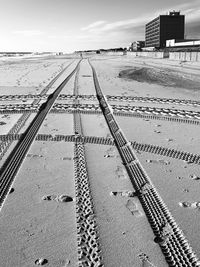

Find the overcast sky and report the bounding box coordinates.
[0,0,199,52]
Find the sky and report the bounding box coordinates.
[0,0,200,52]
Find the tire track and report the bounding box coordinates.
[1,94,200,108]
[1,134,200,165]
[89,59,200,266]
[1,108,200,126]
[2,103,200,119]
[72,64,102,266]
[0,61,80,210]
[0,61,75,160]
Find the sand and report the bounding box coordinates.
[0,141,77,267]
[0,54,200,266]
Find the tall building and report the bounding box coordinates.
[145,11,185,48]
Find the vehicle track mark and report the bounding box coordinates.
[72,64,103,266]
[89,59,200,266]
[0,61,75,160]
[1,94,200,108]
[1,134,200,165]
[0,61,80,210]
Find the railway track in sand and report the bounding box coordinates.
[89,59,200,266]
[0,60,80,210]
[0,60,75,160]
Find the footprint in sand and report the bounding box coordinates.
[42,195,57,201]
[9,188,15,194]
[61,157,72,161]
[138,252,157,267]
[126,199,143,217]
[110,190,136,197]
[104,147,116,158]
[62,259,70,266]
[35,258,48,265]
[179,201,200,209]
[100,122,105,128]
[42,194,73,203]
[189,174,200,181]
[166,138,173,142]
[146,159,170,165]
[115,166,127,179]
[106,133,113,140]
[27,154,43,158]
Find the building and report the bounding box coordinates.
[166,39,200,48]
[145,11,185,48]
[131,41,145,51]
[127,41,145,51]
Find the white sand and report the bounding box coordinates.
[0,141,77,267]
[38,113,74,136]
[1,55,200,266]
[0,113,22,134]
[81,114,111,137]
[116,116,200,154]
[136,152,200,258]
[85,144,168,266]
[91,56,200,100]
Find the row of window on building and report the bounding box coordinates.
[127,11,199,51]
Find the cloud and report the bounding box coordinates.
[81,0,200,36]
[82,16,148,34]
[13,30,44,36]
[81,20,107,31]
[185,8,200,23]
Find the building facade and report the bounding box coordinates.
[127,41,145,51]
[166,39,200,48]
[145,11,185,48]
[132,41,145,51]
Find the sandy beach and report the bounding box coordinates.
[0,54,200,267]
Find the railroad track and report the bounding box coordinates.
[0,60,80,210]
[89,59,200,266]
[1,134,200,166]
[1,94,200,107]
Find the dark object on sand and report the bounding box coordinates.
[35,258,48,265]
[9,188,14,194]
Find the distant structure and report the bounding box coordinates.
[145,11,185,48]
[127,41,145,51]
[166,39,200,48]
[75,47,125,54]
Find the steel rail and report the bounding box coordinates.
[89,59,200,267]
[0,60,81,210]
